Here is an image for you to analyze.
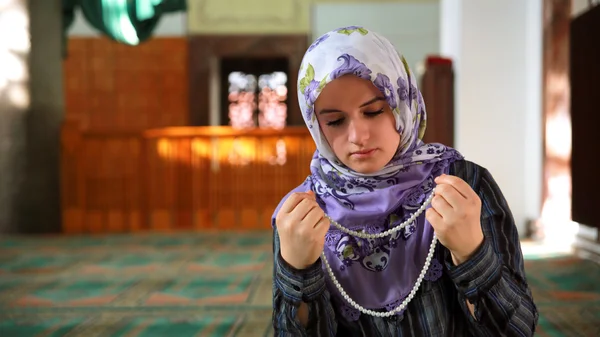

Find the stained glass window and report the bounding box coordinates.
[258,72,287,130]
[227,71,257,129]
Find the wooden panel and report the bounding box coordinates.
[60,125,315,233]
[535,0,573,240]
[570,5,600,229]
[420,56,454,147]
[63,37,189,132]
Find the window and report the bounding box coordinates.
[258,72,287,130]
[227,71,257,129]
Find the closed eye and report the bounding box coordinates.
[326,118,344,126]
[364,109,384,117]
[326,109,384,126]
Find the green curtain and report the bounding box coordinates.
[62,0,187,56]
[62,0,79,58]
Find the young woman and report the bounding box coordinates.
[271,26,538,336]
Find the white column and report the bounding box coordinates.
[0,0,30,233]
[0,0,64,233]
[440,0,543,235]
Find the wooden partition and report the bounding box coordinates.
[61,124,315,234]
[420,56,455,147]
[571,5,600,230]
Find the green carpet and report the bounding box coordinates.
[0,233,598,336]
[523,254,600,337]
[0,233,274,337]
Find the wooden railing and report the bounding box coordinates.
[61,122,315,233]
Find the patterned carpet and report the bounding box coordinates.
[0,232,597,336]
[524,254,600,337]
[0,233,274,337]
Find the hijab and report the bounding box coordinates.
[274,26,464,321]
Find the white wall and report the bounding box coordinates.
[67,9,187,37]
[311,2,440,71]
[441,0,543,235]
[572,0,593,17]
[524,0,543,233]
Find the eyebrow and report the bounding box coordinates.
[318,96,386,114]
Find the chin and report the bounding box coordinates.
[347,162,385,174]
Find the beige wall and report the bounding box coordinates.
[572,0,592,17]
[187,0,437,34]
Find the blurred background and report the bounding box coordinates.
[0,0,598,336]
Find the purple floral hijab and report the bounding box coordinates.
[274,26,463,320]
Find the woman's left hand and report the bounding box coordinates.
[426,174,485,265]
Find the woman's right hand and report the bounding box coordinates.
[275,191,330,270]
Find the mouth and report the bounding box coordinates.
[350,148,377,157]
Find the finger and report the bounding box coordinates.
[291,198,318,222]
[279,192,310,214]
[425,207,443,228]
[431,195,453,219]
[302,207,324,228]
[434,183,465,209]
[434,174,477,199]
[315,216,331,237]
[306,190,316,201]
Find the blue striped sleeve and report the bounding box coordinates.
[448,161,539,336]
[275,251,327,303]
[272,227,338,336]
[445,239,502,301]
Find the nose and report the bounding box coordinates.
[348,119,370,145]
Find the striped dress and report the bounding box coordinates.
[272,160,538,336]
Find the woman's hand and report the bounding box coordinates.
[276,191,330,270]
[426,174,485,265]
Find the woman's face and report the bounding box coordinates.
[314,75,400,174]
